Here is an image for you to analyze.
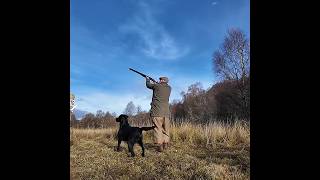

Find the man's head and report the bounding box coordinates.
[159,77,169,83]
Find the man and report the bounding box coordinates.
[145,76,171,152]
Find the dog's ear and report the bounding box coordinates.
[116,117,120,122]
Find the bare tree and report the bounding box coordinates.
[136,105,142,114]
[123,101,137,116]
[213,28,250,82]
[81,113,96,128]
[111,112,117,117]
[180,82,208,122]
[96,110,105,119]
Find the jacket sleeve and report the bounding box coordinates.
[146,78,155,89]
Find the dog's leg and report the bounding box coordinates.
[138,139,145,157]
[128,142,135,157]
[117,139,122,151]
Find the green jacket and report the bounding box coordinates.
[146,79,171,117]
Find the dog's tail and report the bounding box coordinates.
[140,126,156,131]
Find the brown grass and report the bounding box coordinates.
[70,121,250,180]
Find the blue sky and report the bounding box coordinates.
[70,0,250,115]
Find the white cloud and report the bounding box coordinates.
[211,2,218,6]
[119,2,189,60]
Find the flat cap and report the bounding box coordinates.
[159,77,169,83]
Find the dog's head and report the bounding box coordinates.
[116,114,128,122]
[116,114,129,127]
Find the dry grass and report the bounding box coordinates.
[70,121,250,180]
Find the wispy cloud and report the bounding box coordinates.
[119,2,189,60]
[211,1,218,6]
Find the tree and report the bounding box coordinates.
[104,111,112,118]
[123,101,136,116]
[136,105,142,114]
[213,28,250,82]
[212,28,250,119]
[81,113,96,128]
[170,82,217,123]
[96,110,105,119]
[178,82,207,122]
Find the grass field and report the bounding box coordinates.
[70,121,250,180]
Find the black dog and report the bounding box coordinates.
[116,114,155,157]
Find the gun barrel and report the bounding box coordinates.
[129,68,146,77]
[129,68,158,83]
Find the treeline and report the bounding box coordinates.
[170,78,250,123]
[70,111,152,128]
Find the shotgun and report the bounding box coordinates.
[129,68,158,83]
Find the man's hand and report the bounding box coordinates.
[146,76,155,89]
